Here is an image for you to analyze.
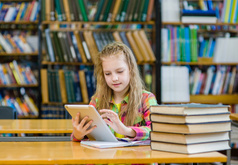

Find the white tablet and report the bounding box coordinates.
[64,104,118,142]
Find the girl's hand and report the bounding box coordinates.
[72,112,97,140]
[100,109,136,138]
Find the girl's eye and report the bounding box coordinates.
[105,73,111,76]
[118,71,123,73]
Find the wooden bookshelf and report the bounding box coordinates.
[190,95,238,104]
[42,21,155,25]
[0,84,38,88]
[41,102,86,105]
[162,62,238,66]
[0,53,39,56]
[162,22,238,26]
[0,21,38,24]
[230,113,238,121]
[41,61,93,66]
[41,61,156,66]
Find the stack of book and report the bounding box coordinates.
[181,10,217,23]
[149,104,231,154]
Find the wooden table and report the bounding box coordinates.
[230,113,238,121]
[0,119,72,141]
[0,141,227,164]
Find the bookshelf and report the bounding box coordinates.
[160,0,238,157]
[39,0,159,119]
[160,0,238,106]
[0,0,40,118]
[0,0,40,119]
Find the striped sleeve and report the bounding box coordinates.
[129,92,158,141]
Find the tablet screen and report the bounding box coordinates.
[65,104,118,142]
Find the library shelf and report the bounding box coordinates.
[41,102,87,106]
[42,21,155,25]
[230,113,238,121]
[162,62,238,66]
[0,21,39,24]
[190,95,238,104]
[0,84,38,88]
[0,53,39,56]
[41,61,156,66]
[41,61,93,66]
[162,22,238,26]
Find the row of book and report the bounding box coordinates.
[161,26,198,63]
[190,66,238,95]
[161,66,190,103]
[0,1,39,22]
[43,29,156,63]
[199,37,215,58]
[150,104,231,154]
[41,105,66,119]
[162,27,238,63]
[181,0,218,24]
[42,0,154,22]
[40,68,95,104]
[162,0,238,23]
[0,88,38,117]
[213,37,238,63]
[0,60,37,85]
[0,32,38,53]
[231,104,238,113]
[221,0,238,23]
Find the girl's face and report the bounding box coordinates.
[102,53,130,96]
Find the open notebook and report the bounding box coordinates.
[80,139,151,149]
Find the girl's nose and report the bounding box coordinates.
[112,75,118,81]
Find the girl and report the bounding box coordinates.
[71,42,158,141]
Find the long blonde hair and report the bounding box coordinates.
[93,42,144,126]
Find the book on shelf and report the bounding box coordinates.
[42,68,95,104]
[181,16,217,23]
[213,37,238,63]
[0,1,40,22]
[41,0,154,22]
[41,69,49,103]
[161,0,180,22]
[161,66,190,102]
[150,140,230,154]
[78,70,89,103]
[150,104,230,115]
[150,131,230,144]
[43,29,155,63]
[150,112,230,124]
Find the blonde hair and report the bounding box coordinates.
[93,42,144,126]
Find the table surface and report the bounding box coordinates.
[0,119,72,133]
[0,141,227,164]
[230,113,238,121]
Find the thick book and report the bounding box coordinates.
[150,140,230,154]
[150,131,230,144]
[149,104,229,115]
[150,112,230,124]
[151,121,231,134]
[181,16,217,23]
[40,69,49,103]
[182,9,217,16]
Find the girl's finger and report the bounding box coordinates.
[78,116,89,128]
[86,125,97,134]
[104,118,112,125]
[83,120,93,130]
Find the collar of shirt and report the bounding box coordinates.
[109,94,129,104]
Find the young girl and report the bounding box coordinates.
[71,42,158,141]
